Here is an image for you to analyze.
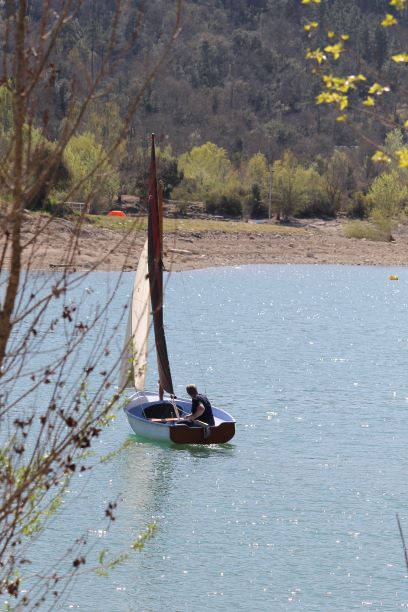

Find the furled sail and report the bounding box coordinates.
[119,240,150,390]
[147,134,174,395]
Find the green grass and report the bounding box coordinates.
[87,215,305,235]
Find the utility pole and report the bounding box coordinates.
[268,166,272,220]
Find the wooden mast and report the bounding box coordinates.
[147,134,174,395]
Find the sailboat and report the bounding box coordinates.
[121,134,235,444]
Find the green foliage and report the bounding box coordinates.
[246,183,268,219]
[272,151,312,219]
[345,162,403,239]
[64,132,120,208]
[296,167,333,217]
[0,120,71,211]
[205,193,242,218]
[348,192,369,219]
[244,152,270,201]
[344,219,392,241]
[367,170,408,219]
[178,142,234,199]
[85,100,125,161]
[95,523,157,577]
[123,143,183,200]
[371,208,396,240]
[383,129,405,170]
[0,86,13,137]
[6,0,408,179]
[322,149,350,214]
[156,146,184,198]
[272,152,297,219]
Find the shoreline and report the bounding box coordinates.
[6,215,408,272]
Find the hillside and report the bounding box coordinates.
[2,0,407,226]
[42,0,406,162]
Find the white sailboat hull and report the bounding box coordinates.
[124,391,236,445]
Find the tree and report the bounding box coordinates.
[0,1,182,607]
[367,170,408,219]
[156,145,184,198]
[64,132,120,210]
[205,193,242,217]
[246,183,268,219]
[322,148,351,214]
[178,142,234,199]
[244,152,269,201]
[272,151,305,220]
[123,143,183,199]
[302,0,408,171]
[301,0,408,244]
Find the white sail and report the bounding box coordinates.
[119,240,150,390]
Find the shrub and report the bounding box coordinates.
[367,170,408,218]
[297,192,334,218]
[347,192,369,219]
[205,193,242,218]
[344,220,391,241]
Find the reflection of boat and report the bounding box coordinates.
[120,135,235,444]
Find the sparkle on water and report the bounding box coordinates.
[5,265,408,610]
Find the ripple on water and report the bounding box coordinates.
[6,265,408,611]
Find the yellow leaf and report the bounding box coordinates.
[368,82,391,95]
[324,43,344,60]
[327,31,335,39]
[396,148,408,168]
[340,34,350,41]
[336,114,348,122]
[381,13,398,26]
[304,22,318,32]
[404,120,408,128]
[305,48,326,64]
[363,96,375,106]
[390,0,406,10]
[339,96,348,111]
[372,150,392,164]
[392,53,408,62]
[301,0,321,3]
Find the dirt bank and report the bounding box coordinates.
[5,215,408,273]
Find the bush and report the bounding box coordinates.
[344,220,392,241]
[297,193,336,218]
[347,192,369,219]
[295,176,339,218]
[205,193,242,218]
[367,171,408,218]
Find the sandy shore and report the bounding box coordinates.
[7,215,408,273]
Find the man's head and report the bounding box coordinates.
[186,384,198,398]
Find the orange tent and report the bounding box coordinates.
[107,210,126,217]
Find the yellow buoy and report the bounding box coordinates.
[389,274,399,281]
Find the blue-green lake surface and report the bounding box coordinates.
[10,265,408,610]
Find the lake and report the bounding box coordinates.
[5,265,408,610]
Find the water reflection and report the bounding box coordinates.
[127,432,235,456]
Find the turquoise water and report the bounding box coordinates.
[6,265,408,610]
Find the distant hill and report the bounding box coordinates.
[28,0,408,163]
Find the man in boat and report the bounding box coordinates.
[184,384,215,426]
